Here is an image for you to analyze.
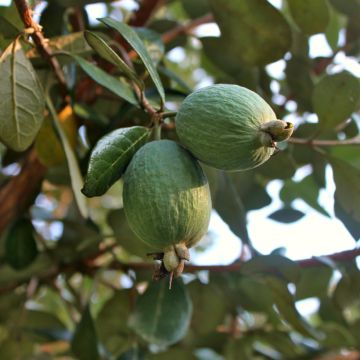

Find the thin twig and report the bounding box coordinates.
[14,0,67,95]
[288,136,360,147]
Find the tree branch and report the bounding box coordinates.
[288,136,360,147]
[0,149,46,234]
[13,0,67,95]
[129,0,164,27]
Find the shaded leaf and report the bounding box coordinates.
[214,172,249,244]
[135,27,165,66]
[288,0,330,35]
[242,255,301,283]
[47,100,89,219]
[320,323,356,348]
[329,156,360,222]
[82,126,149,197]
[325,6,343,51]
[280,175,331,217]
[129,279,192,346]
[312,71,360,131]
[285,56,314,112]
[209,0,292,66]
[295,266,333,300]
[181,0,211,19]
[148,348,197,360]
[269,207,305,223]
[71,54,139,106]
[84,30,142,88]
[188,280,227,334]
[5,218,38,270]
[0,15,19,38]
[333,262,360,308]
[201,36,259,90]
[149,19,187,51]
[257,151,297,180]
[99,17,165,105]
[71,306,99,360]
[96,290,132,356]
[0,37,45,152]
[107,209,156,257]
[334,199,360,241]
[329,0,360,16]
[266,276,318,338]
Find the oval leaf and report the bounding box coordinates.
[268,207,305,223]
[98,17,165,105]
[5,218,38,270]
[84,30,143,88]
[330,156,360,223]
[312,71,360,131]
[288,0,330,35]
[82,126,149,197]
[71,54,139,106]
[0,37,45,152]
[129,279,192,346]
[71,306,99,360]
[209,0,292,66]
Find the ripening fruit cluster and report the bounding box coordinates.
[122,84,294,279]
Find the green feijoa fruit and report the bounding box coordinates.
[5,218,38,270]
[82,126,149,197]
[123,140,211,273]
[175,84,293,171]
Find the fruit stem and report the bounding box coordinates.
[259,120,294,147]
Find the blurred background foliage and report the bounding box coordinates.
[0,0,360,359]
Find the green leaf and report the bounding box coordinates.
[5,218,38,270]
[82,126,149,197]
[188,280,227,334]
[242,255,301,283]
[295,266,333,300]
[135,28,165,66]
[209,0,292,66]
[84,30,143,88]
[333,263,360,308]
[266,276,318,338]
[285,56,314,112]
[129,279,192,346]
[181,0,211,19]
[46,98,89,219]
[288,0,330,35]
[280,175,331,217]
[99,17,165,105]
[312,71,360,131]
[329,156,360,223]
[71,306,99,360]
[0,15,19,38]
[71,54,139,106]
[96,290,132,355]
[214,172,249,244]
[329,0,360,16]
[201,36,259,89]
[0,37,45,152]
[320,323,356,348]
[257,151,297,180]
[334,200,360,241]
[107,209,156,257]
[268,207,305,223]
[325,6,343,51]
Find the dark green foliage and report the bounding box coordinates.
[0,0,359,359]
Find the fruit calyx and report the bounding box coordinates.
[258,120,294,147]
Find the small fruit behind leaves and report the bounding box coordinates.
[175,84,294,171]
[123,140,212,283]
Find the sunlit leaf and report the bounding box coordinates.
[70,54,139,106]
[82,126,149,197]
[84,30,142,87]
[99,17,165,105]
